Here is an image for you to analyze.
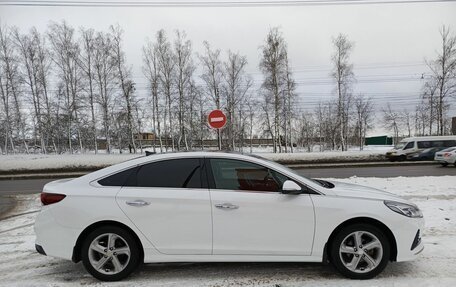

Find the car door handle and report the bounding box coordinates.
[215,203,239,210]
[126,200,150,207]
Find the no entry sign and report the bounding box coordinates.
[208,109,227,129]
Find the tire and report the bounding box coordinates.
[398,155,406,162]
[329,224,390,280]
[81,225,141,281]
[441,162,448,167]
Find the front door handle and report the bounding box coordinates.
[126,200,150,207]
[215,203,239,210]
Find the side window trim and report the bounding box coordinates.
[204,157,216,190]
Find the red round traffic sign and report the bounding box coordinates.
[208,109,227,129]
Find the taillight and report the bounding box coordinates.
[444,153,451,157]
[40,192,66,206]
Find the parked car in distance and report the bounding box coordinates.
[410,147,446,161]
[34,152,424,281]
[434,147,456,167]
[386,136,456,161]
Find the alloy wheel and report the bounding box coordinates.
[88,233,131,275]
[338,231,383,274]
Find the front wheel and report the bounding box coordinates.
[329,224,390,279]
[81,226,141,281]
[441,162,448,167]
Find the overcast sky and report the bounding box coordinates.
[1,0,455,135]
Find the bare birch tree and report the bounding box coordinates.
[0,24,26,153]
[93,31,116,153]
[79,27,98,153]
[223,50,252,150]
[354,95,373,150]
[155,30,175,151]
[142,38,163,152]
[259,27,288,153]
[426,26,456,135]
[173,30,194,150]
[331,34,355,151]
[48,21,84,153]
[200,41,224,149]
[382,103,401,144]
[110,24,137,153]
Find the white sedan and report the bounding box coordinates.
[34,152,424,281]
[434,147,456,166]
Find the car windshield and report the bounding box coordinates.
[394,142,407,149]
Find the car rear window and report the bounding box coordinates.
[98,167,139,187]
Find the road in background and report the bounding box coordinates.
[298,164,456,178]
[0,164,455,195]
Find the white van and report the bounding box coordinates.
[385,136,456,161]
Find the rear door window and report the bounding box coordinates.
[132,158,203,188]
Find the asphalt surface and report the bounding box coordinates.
[0,164,455,196]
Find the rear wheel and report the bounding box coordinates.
[81,226,140,281]
[330,224,390,279]
[441,162,448,167]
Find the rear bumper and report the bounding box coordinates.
[34,207,79,261]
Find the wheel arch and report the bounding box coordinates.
[72,220,144,264]
[324,217,398,262]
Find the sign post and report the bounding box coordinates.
[208,109,227,150]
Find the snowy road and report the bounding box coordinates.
[0,176,455,286]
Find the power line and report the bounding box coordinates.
[1,0,456,7]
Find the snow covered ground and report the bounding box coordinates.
[0,148,391,173]
[0,176,455,286]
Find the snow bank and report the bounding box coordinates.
[0,149,388,173]
[0,176,455,286]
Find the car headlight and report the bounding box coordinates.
[384,201,423,218]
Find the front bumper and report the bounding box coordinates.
[392,216,425,262]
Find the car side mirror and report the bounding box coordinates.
[281,180,302,195]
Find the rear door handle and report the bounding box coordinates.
[126,200,150,207]
[215,203,239,210]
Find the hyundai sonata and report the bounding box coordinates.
[34,152,424,281]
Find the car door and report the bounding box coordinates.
[116,157,212,255]
[207,158,315,256]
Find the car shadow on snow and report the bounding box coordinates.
[132,261,416,283]
[36,260,417,285]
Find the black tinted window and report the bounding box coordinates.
[98,167,138,186]
[134,158,202,188]
[210,158,282,192]
[417,141,431,148]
